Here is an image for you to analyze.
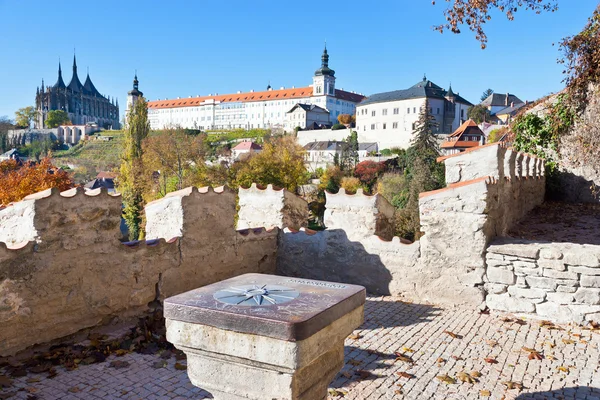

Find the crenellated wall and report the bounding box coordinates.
[0,186,277,356]
[237,183,309,231]
[0,143,560,355]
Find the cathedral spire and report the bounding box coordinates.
[314,44,335,77]
[73,52,77,74]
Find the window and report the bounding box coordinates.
[392,122,398,129]
[461,109,465,118]
[437,108,440,114]
[412,122,416,130]
[371,110,376,117]
[371,124,375,130]
[413,107,416,113]
[407,108,410,114]
[383,123,387,129]
[382,109,388,116]
[393,108,399,115]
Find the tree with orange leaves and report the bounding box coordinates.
[0,158,74,205]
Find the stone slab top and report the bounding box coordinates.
[163,273,366,341]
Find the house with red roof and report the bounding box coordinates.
[231,141,263,160]
[441,119,486,155]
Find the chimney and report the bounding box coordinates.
[250,89,254,93]
[510,102,514,107]
[280,86,285,90]
[505,93,509,106]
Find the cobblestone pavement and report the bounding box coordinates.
[1,297,599,400]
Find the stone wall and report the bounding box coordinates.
[0,186,277,356]
[237,183,308,230]
[486,238,600,323]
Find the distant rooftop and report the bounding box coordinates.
[359,78,472,107]
[232,141,262,151]
[481,93,524,109]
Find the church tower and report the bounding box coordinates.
[126,73,143,116]
[312,45,336,96]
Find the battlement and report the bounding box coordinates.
[0,144,549,356]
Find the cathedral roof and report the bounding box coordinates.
[67,54,84,93]
[53,62,66,89]
[84,73,102,97]
[314,46,335,77]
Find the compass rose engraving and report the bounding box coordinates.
[213,284,300,306]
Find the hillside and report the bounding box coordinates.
[52,131,125,180]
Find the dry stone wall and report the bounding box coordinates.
[0,186,277,356]
[486,238,600,323]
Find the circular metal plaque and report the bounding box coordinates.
[213,284,300,306]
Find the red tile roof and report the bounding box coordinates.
[440,119,486,150]
[232,141,262,151]
[147,87,365,109]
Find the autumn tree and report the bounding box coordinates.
[45,110,71,128]
[337,114,356,125]
[143,128,207,200]
[354,160,385,193]
[230,136,308,192]
[433,0,558,48]
[467,104,492,123]
[0,158,73,205]
[480,88,494,102]
[14,106,37,128]
[117,97,149,240]
[340,131,359,171]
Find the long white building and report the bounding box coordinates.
[355,77,472,150]
[147,47,364,131]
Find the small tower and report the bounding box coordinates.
[126,72,143,116]
[312,44,336,96]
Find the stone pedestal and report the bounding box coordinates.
[164,273,365,400]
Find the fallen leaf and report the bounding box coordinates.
[25,378,40,384]
[152,360,167,369]
[68,387,80,393]
[402,347,415,353]
[514,319,527,326]
[348,333,362,340]
[396,371,415,379]
[557,366,569,373]
[502,381,524,391]
[521,347,536,352]
[480,390,491,397]
[109,360,130,369]
[114,349,129,356]
[486,340,499,347]
[562,338,575,345]
[451,355,464,361]
[327,388,347,397]
[8,368,26,378]
[348,360,361,366]
[436,357,446,364]
[395,389,403,395]
[528,351,544,360]
[546,355,557,360]
[436,374,456,384]
[355,370,373,380]
[24,388,38,394]
[46,369,58,379]
[174,362,187,370]
[470,371,482,378]
[484,358,498,364]
[394,353,414,364]
[444,331,462,339]
[0,375,12,388]
[457,371,477,383]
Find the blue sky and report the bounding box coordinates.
[0,0,597,119]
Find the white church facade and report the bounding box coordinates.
[146,47,364,131]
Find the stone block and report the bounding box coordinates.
[574,288,600,305]
[486,268,515,285]
[507,286,546,300]
[486,259,511,268]
[486,239,540,259]
[542,269,579,280]
[563,251,600,268]
[516,276,528,288]
[581,275,600,288]
[486,294,535,313]
[557,285,578,293]
[538,259,566,271]
[570,266,600,276]
[526,276,558,291]
[535,303,584,324]
[486,283,508,295]
[486,253,504,261]
[540,248,563,260]
[546,292,574,305]
[514,267,542,277]
[514,260,537,269]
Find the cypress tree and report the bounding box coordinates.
[118,98,149,240]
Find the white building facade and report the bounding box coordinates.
[285,104,331,130]
[355,78,472,150]
[147,47,364,131]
